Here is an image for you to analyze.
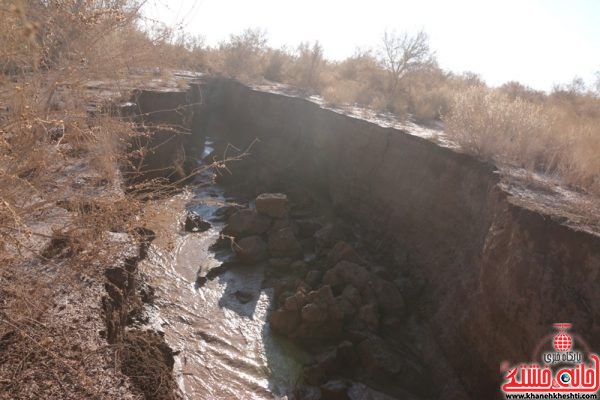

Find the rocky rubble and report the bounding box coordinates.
[220,193,304,263]
[218,190,430,399]
[270,285,344,342]
[235,235,268,263]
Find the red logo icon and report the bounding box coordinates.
[553,323,572,352]
[501,323,599,394]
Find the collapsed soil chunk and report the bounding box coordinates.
[235,235,269,263]
[223,209,271,237]
[184,213,211,233]
[121,331,179,400]
[255,192,289,218]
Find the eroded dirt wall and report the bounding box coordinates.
[199,78,600,398]
[123,86,205,184]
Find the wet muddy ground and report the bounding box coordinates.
[139,142,308,399]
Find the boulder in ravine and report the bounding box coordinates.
[295,286,344,341]
[255,193,289,218]
[268,227,302,258]
[322,261,372,292]
[341,285,362,307]
[269,216,299,236]
[305,270,323,289]
[274,277,310,305]
[356,303,380,332]
[234,235,268,263]
[184,213,211,233]
[270,285,343,342]
[336,284,362,319]
[283,290,308,312]
[223,209,271,237]
[336,296,357,319]
[270,308,301,336]
[327,241,363,266]
[336,341,358,367]
[372,279,405,314]
[282,291,307,312]
[357,335,402,378]
[296,218,323,239]
[301,302,327,323]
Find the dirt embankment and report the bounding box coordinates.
[102,83,207,399]
[197,78,600,398]
[101,227,180,400]
[0,75,203,400]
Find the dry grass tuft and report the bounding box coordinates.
[444,86,600,194]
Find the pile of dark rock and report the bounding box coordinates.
[219,192,429,399]
[222,192,302,263]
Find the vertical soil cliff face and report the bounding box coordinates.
[123,86,206,184]
[197,78,600,397]
[101,84,208,399]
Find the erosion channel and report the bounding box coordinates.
[120,76,600,400]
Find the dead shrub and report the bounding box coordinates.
[443,86,600,194]
[287,41,326,93]
[262,48,291,82]
[321,51,387,109]
[322,79,362,106]
[444,87,555,164]
[217,28,267,81]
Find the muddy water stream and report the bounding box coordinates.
[140,142,308,399]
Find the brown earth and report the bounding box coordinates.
[120,331,177,400]
[3,73,599,399]
[196,77,600,399]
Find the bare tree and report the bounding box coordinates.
[379,29,434,108]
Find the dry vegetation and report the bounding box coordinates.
[0,0,198,259]
[0,1,201,398]
[445,85,600,194]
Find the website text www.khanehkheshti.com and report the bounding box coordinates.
[505,394,598,399]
